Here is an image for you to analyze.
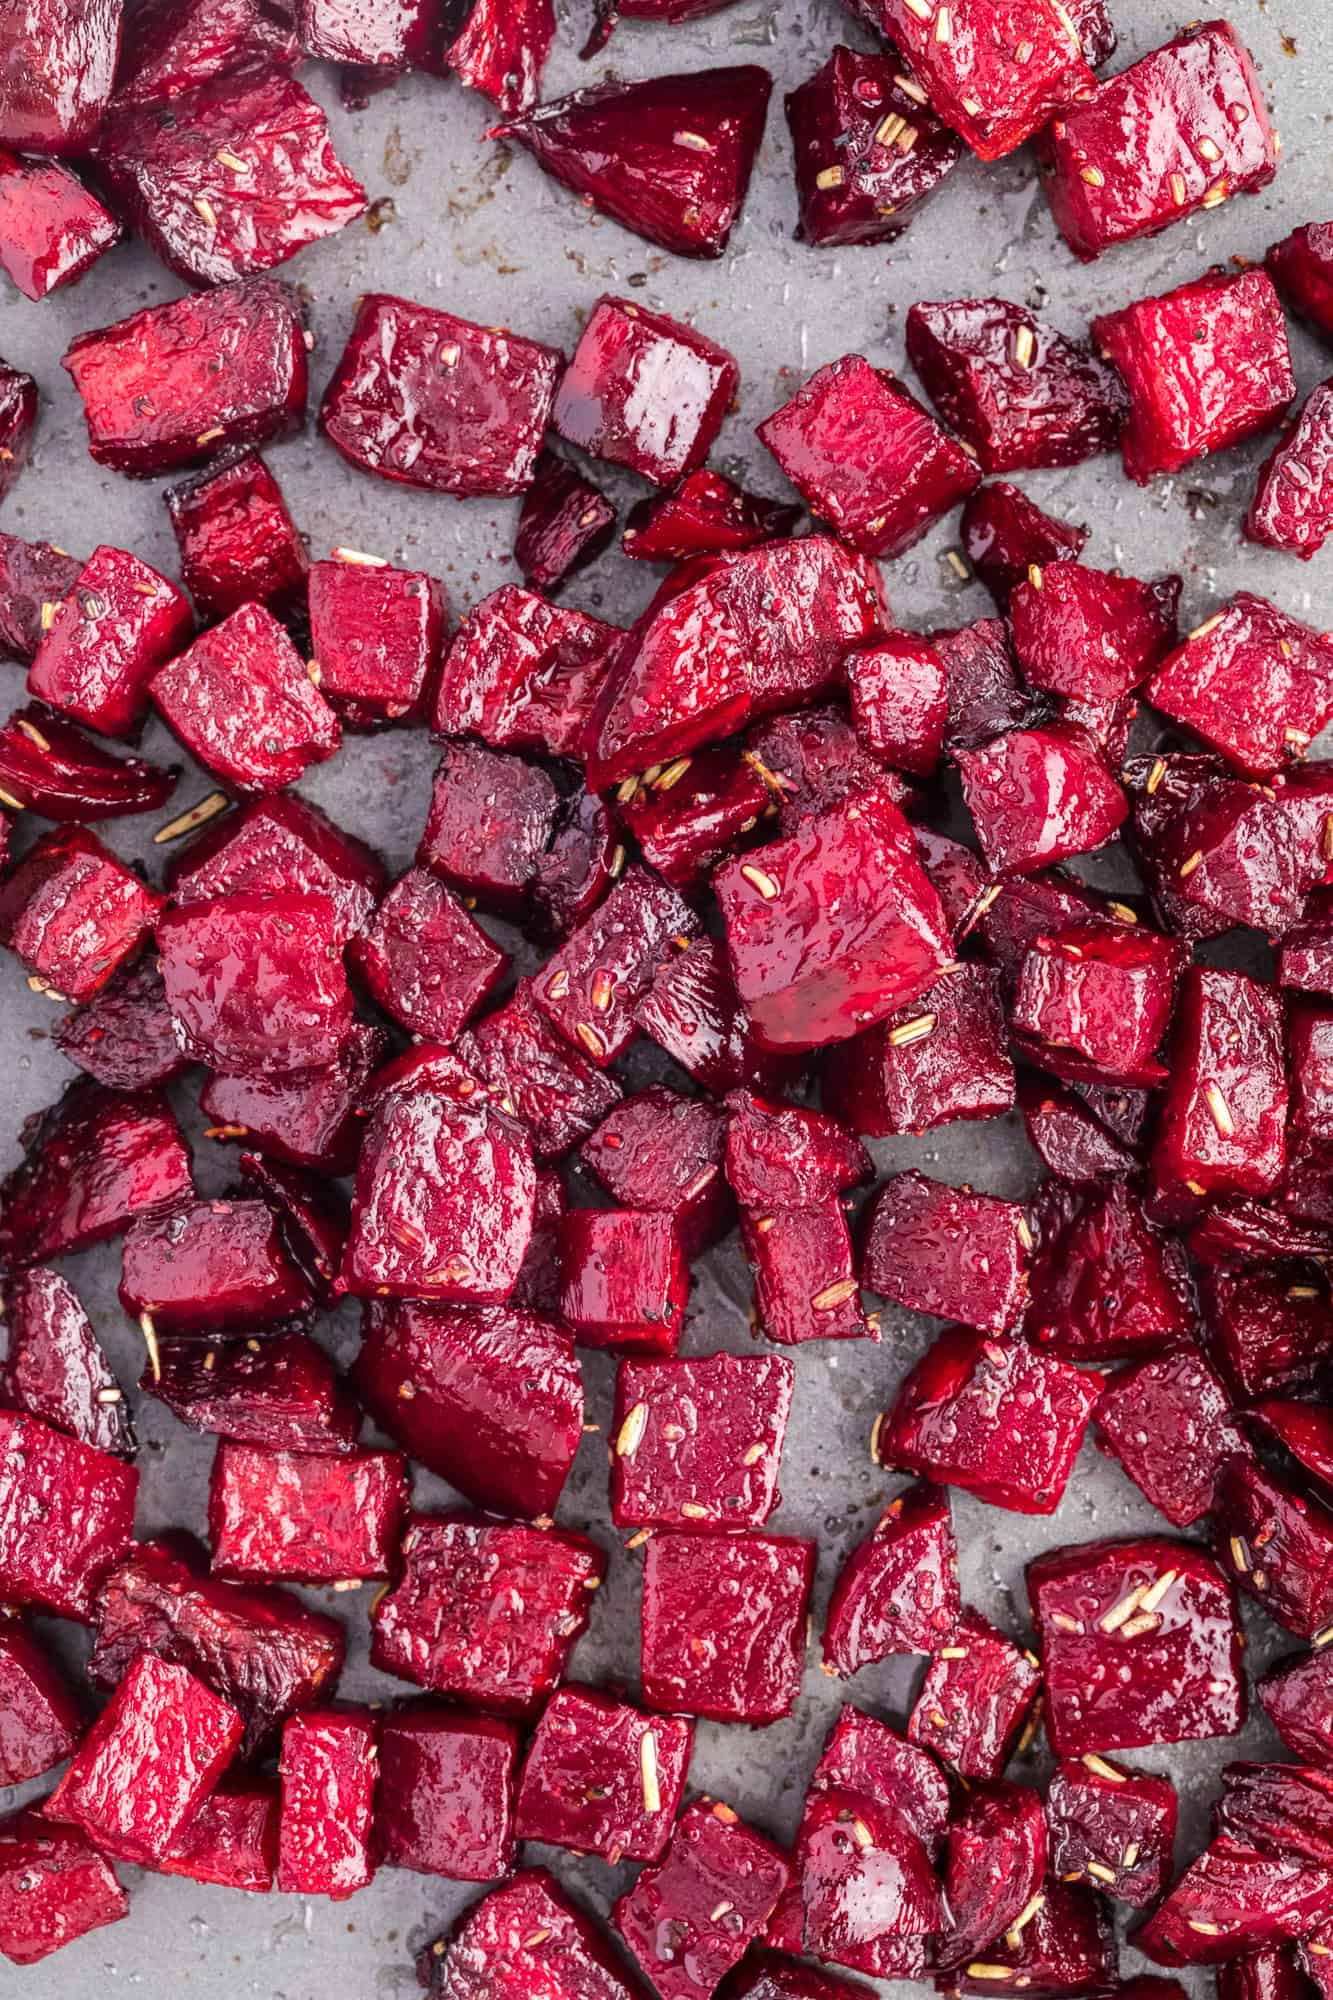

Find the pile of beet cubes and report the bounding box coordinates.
[3,0,1333,1995]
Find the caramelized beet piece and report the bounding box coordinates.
[787,47,961,248]
[517,1685,690,1864]
[1218,1763,1333,1869]
[28,542,193,740]
[554,296,738,488]
[812,1705,950,1854]
[796,1784,941,1973]
[1270,224,1333,343]
[726,1090,869,1209]
[1020,1079,1140,1184]
[158,1777,277,1893]
[308,553,445,726]
[121,1195,313,1333]
[169,792,383,944]
[1046,1755,1177,1907]
[0,533,82,663]
[758,355,979,558]
[1154,966,1287,1200]
[906,1607,1040,1778]
[960,481,1089,609]
[419,740,558,913]
[641,1531,814,1722]
[619,749,770,896]
[637,935,795,1097]
[1249,1402,1333,1496]
[581,1087,730,1257]
[116,0,299,102]
[623,470,801,564]
[353,866,506,1040]
[446,0,554,115]
[376,1706,517,1881]
[1029,1537,1245,1754]
[743,1198,868,1346]
[420,1869,651,2000]
[872,0,1093,161]
[1097,1344,1245,1527]
[372,1513,604,1715]
[1137,1839,1333,1967]
[535,864,699,1067]
[823,962,1014,1137]
[0,1811,127,1966]
[1010,561,1177,700]
[1247,382,1333,561]
[45,1652,241,1865]
[151,601,340,794]
[0,825,159,1005]
[0,1082,192,1271]
[0,149,119,299]
[1148,594,1333,778]
[0,706,175,823]
[716,535,888,721]
[533,788,617,940]
[320,294,560,497]
[1026,1182,1191,1359]
[277,1708,376,1898]
[847,632,947,777]
[823,1482,960,1672]
[434,584,620,756]
[1094,270,1295,484]
[958,723,1126,877]
[1214,1455,1333,1639]
[201,1021,384,1175]
[937,1781,1046,1971]
[63,276,308,477]
[863,1170,1029,1332]
[0,0,123,154]
[90,1539,343,1757]
[1261,1651,1333,1765]
[880,1327,1098,1515]
[936,614,1037,751]
[1204,1266,1333,1402]
[611,1351,793,1531]
[955,1879,1115,1994]
[1038,23,1276,261]
[559,1209,688,1357]
[1220,1948,1313,2000]
[615,1797,790,1997]
[0,1618,81,1785]
[1013,925,1184,1087]
[353,1299,584,1517]
[458,989,621,1159]
[209,1440,407,1583]
[167,449,307,625]
[158,891,351,1077]
[2,1266,132,1456]
[147,1331,358,1455]
[515,450,615,593]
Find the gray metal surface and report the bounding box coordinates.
[1,1,1331,1992]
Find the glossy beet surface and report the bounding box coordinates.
[277,1708,377,1898]
[823,1482,960,1672]
[614,1797,791,1999]
[376,1706,518,1883]
[2,1265,132,1457]
[516,1685,691,1864]
[872,0,1093,162]
[0,1811,128,1965]
[554,295,738,487]
[0,0,123,154]
[786,47,962,248]
[0,149,120,300]
[640,1531,815,1722]
[610,1351,793,1530]
[167,450,308,625]
[420,1868,651,2000]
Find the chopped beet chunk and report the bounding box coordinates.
[958,723,1127,877]
[863,1170,1030,1332]
[906,1608,1040,1778]
[209,1441,407,1584]
[151,602,340,795]
[559,1209,688,1358]
[515,451,616,594]
[168,793,384,944]
[145,1331,358,1458]
[28,542,193,739]
[435,585,620,757]
[1046,1754,1177,1907]
[158,892,351,1078]
[2,1265,133,1457]
[1096,1344,1246,1527]
[1153,966,1287,1202]
[640,1531,815,1722]
[960,480,1089,608]
[787,48,962,248]
[419,1869,649,2000]
[936,1779,1046,1973]
[623,468,801,564]
[1269,223,1333,342]
[1148,592,1333,778]
[377,1706,518,1882]
[743,1197,869,1347]
[277,1708,377,1899]
[872,0,1093,161]
[534,864,700,1067]
[0,149,120,300]
[308,554,445,726]
[0,1618,82,1786]
[167,450,308,625]
[0,1812,128,1966]
[0,0,123,154]
[1213,1454,1333,1641]
[516,1685,691,1865]
[0,1082,192,1272]
[823,1483,960,1673]
[1136,1837,1333,1967]
[0,1417,135,1623]
[554,295,739,488]
[615,1797,791,1999]
[823,963,1014,1137]
[611,1351,793,1530]
[0,826,160,1006]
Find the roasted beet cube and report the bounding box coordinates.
[277,1708,376,1899]
[0,1408,136,1621]
[812,1705,951,1855]
[1214,1455,1333,1640]
[168,793,383,944]
[1149,593,1333,778]
[115,0,299,103]
[0,532,82,664]
[907,298,1124,472]
[0,1082,192,1271]
[90,1539,344,1757]
[446,0,554,114]
[1136,1838,1333,1967]
[758,355,979,559]
[936,1778,1047,1974]
[420,1868,650,2000]
[201,1021,383,1177]
[906,1608,1040,1779]
[320,294,560,498]
[63,277,308,477]
[554,295,738,489]
[1269,223,1333,342]
[1025,1179,1190,1358]
[434,584,620,757]
[610,1351,793,1531]
[1247,382,1333,561]
[1020,1078,1140,1184]
[1094,270,1295,484]
[954,1878,1115,1994]
[795,1788,940,1974]
[515,450,615,593]
[872,0,1093,161]
[209,1441,407,1584]
[637,936,794,1097]
[146,1331,358,1456]
[847,632,947,777]
[823,1482,960,1673]
[623,469,801,564]
[533,788,618,940]
[27,543,193,740]
[45,1651,241,1865]
[725,1956,878,2000]
[352,867,506,1042]
[167,449,307,625]
[1136,770,1311,935]
[959,723,1126,877]
[863,1170,1029,1332]
[581,1087,730,1257]
[787,47,962,248]
[371,1513,604,1715]
[0,1617,81,1786]
[717,782,949,1052]
[308,552,445,726]
[936,613,1037,751]
[823,962,1015,1137]
[743,1199,869,1346]
[419,740,557,913]
[2,1265,131,1458]
[0,148,119,299]
[535,864,699,1067]
[1029,1537,1245,1755]
[618,747,770,895]
[0,826,159,1008]
[1260,1649,1333,1765]
[1204,1266,1333,1402]
[516,1685,690,1865]
[353,1298,583,1517]
[641,1530,814,1722]
[375,1706,518,1882]
[614,1797,790,1997]
[151,601,339,794]
[715,535,888,721]
[158,1777,278,1893]
[158,890,351,1078]
[1046,1755,1177,1907]
[1012,925,1184,1088]
[559,1209,688,1357]
[120,1197,313,1335]
[1038,22,1277,261]
[497,66,772,260]
[0,1812,127,1966]
[1153,966,1286,1200]
[960,480,1089,609]
[1010,561,1176,701]
[0,0,123,154]
[458,990,621,1160]
[725,1090,869,1210]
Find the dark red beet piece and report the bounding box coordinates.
[0,1082,192,1272]
[320,293,561,498]
[1096,1345,1246,1528]
[308,552,446,727]
[0,358,35,500]
[0,706,175,823]
[434,584,620,757]
[623,470,801,564]
[457,989,621,1160]
[353,1298,583,1517]
[641,1531,814,1722]
[906,1607,1040,1779]
[1046,1755,1177,1907]
[532,788,618,940]
[168,792,384,945]
[824,963,1015,1138]
[167,450,307,625]
[0,1811,127,1966]
[1153,966,1287,1201]
[158,1777,278,1893]
[0,149,119,299]
[116,0,300,103]
[0,825,160,1006]
[880,1328,1099,1515]
[158,891,351,1078]
[847,632,948,777]
[1213,1455,1333,1640]
[863,1170,1030,1332]
[935,614,1038,751]
[1217,1762,1333,1870]
[534,864,699,1067]
[1261,1651,1333,1764]
[151,601,340,795]
[722,1958,876,2000]
[353,867,507,1041]
[0,533,82,664]
[872,0,1093,161]
[447,0,554,115]
[958,723,1126,877]
[201,1022,384,1175]
[823,1482,960,1673]
[62,277,308,477]
[1138,771,1312,935]
[611,1351,793,1531]
[1269,224,1333,343]
[1093,270,1295,484]
[420,1869,652,2000]
[0,1617,81,1786]
[796,1783,942,1974]
[1010,561,1177,700]
[1020,1079,1140,1184]
[758,355,980,558]
[44,1651,241,1865]
[300,0,440,66]
[581,1087,730,1258]
[1037,23,1277,261]
[146,1331,358,1455]
[810,1705,950,1858]
[1137,1838,1333,1967]
[0,0,123,154]
[615,1797,791,1998]
[371,1513,605,1716]
[277,1708,376,1898]
[786,47,962,248]
[1219,1948,1313,2000]
[1012,925,1185,1088]
[937,1781,1046,1972]
[2,1266,132,1456]
[714,535,888,721]
[1247,382,1333,561]
[1148,594,1333,778]
[209,1440,407,1583]
[554,295,738,489]
[237,1151,349,1303]
[621,748,770,895]
[960,481,1089,609]
[725,1090,869,1210]
[743,1197,869,1346]
[515,450,615,593]
[376,1706,517,1882]
[516,1685,691,1865]
[954,1879,1116,1994]
[637,935,797,1097]
[90,1539,344,1757]
[1249,1403,1333,1497]
[419,740,558,913]
[559,1209,688,1358]
[1204,1266,1333,1402]
[1029,1536,1245,1755]
[27,542,193,740]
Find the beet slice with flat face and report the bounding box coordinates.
[145,1331,359,1456]
[276,1708,376,1899]
[1269,224,1333,343]
[158,891,351,1078]
[457,989,622,1161]
[1,1266,132,1457]
[0,825,160,1005]
[847,632,948,777]
[786,47,962,248]
[352,867,507,1042]
[823,962,1015,1138]
[434,585,621,757]
[863,1170,1030,1333]
[823,1483,960,1673]
[958,723,1127,877]
[0,1618,82,1787]
[353,1298,584,1518]
[559,1209,688,1358]
[1260,1650,1333,1764]
[152,603,341,795]
[725,1091,869,1210]
[581,1088,730,1256]
[623,469,801,564]
[0,1082,192,1272]
[611,1351,794,1531]
[872,0,1093,161]
[615,1797,791,2000]
[1025,1180,1192,1360]
[371,1513,605,1716]
[299,0,441,67]
[201,1021,385,1177]
[1247,382,1333,561]
[1096,1345,1247,1528]
[307,553,446,726]
[1137,1838,1333,1967]
[515,451,616,593]
[419,740,558,914]
[880,1327,1100,1515]
[813,1706,951,1855]
[209,1440,407,1584]
[421,1869,652,2000]
[0,1811,127,1966]
[796,1783,942,1974]
[960,481,1089,609]
[1046,1755,1177,1907]
[167,450,308,625]
[640,1531,815,1723]
[1148,593,1333,779]
[0,148,120,299]
[158,1777,277,1893]
[497,66,772,260]
[554,295,738,488]
[936,1780,1046,1972]
[743,1198,869,1347]
[1248,1403,1333,1498]
[1214,1455,1333,1641]
[1153,966,1287,1202]
[906,1608,1041,1779]
[376,1706,518,1883]
[446,0,554,115]
[168,793,384,944]
[0,0,123,154]
[28,542,193,739]
[116,0,300,102]
[1029,1536,1245,1755]
[1203,1266,1333,1402]
[516,1685,691,1865]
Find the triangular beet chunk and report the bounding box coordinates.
[494,67,773,260]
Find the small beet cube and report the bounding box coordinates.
[937,1780,1047,1974]
[1203,1266,1333,1403]
[121,1197,313,1335]
[1138,770,1311,934]
[640,1531,814,1723]
[847,632,947,777]
[0,1410,136,1621]
[726,1957,877,2000]
[158,891,351,1078]
[209,1441,407,1584]
[0,0,123,154]
[0,1082,192,1271]
[1046,1755,1177,1907]
[1149,593,1333,778]
[419,740,558,914]
[1136,1838,1333,1967]
[0,532,82,663]
[515,450,615,594]
[863,1170,1030,1332]
[352,867,507,1042]
[146,1331,359,1457]
[1094,270,1295,484]
[1153,967,1287,1201]
[158,1777,278,1894]
[376,1706,517,1882]
[637,936,795,1098]
[872,0,1093,161]
[787,47,962,248]
[496,67,773,260]
[582,1088,730,1257]
[28,542,193,740]
[717,782,950,1052]
[0,1812,127,1966]
[535,863,699,1067]
[958,723,1127,877]
[1261,1651,1333,1766]
[434,584,621,757]
[0,825,160,1006]
[611,1351,793,1531]
[936,613,1037,750]
[532,788,618,939]
[1269,223,1333,343]
[0,149,119,300]
[757,355,980,558]
[907,298,1125,472]
[447,0,555,116]
[812,1705,951,1856]
[371,1513,605,1715]
[823,1482,960,1674]
[1012,924,1184,1088]
[1026,1181,1190,1359]
[954,1879,1115,1994]
[168,793,384,945]
[716,535,888,720]
[1247,381,1333,562]
[201,1021,385,1177]
[1,1265,132,1457]
[1029,1536,1245,1755]
[1020,1078,1140,1184]
[151,601,340,795]
[308,552,446,726]
[554,295,738,488]
[822,962,1015,1137]
[615,1797,791,1998]
[1038,23,1277,262]
[1249,1402,1333,1496]
[1009,560,1177,700]
[516,1685,691,1865]
[0,1617,81,1785]
[420,1869,649,2000]
[458,989,621,1161]
[320,294,560,498]
[961,480,1090,608]
[277,1709,376,1898]
[1214,1455,1333,1641]
[618,747,771,895]
[353,1298,583,1517]
[725,1090,869,1210]
[167,449,308,625]
[906,1608,1040,1779]
[44,1652,240,1865]
[63,277,308,477]
[623,469,801,564]
[559,1209,688,1357]
[743,1199,869,1346]
[880,1327,1098,1515]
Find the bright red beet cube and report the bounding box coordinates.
[167,448,308,625]
[1203,1265,1333,1402]
[200,1021,384,1177]
[1136,1838,1333,1967]
[906,1608,1041,1779]
[352,867,506,1043]
[1148,592,1333,778]
[0,0,123,155]
[1009,560,1177,700]
[615,1797,791,1999]
[434,584,620,758]
[0,1618,81,1786]
[27,542,193,739]
[610,1351,793,1531]
[0,826,160,1005]
[420,1869,649,2000]
[158,1778,278,1894]
[144,1331,358,1458]
[743,1199,869,1347]
[151,601,339,794]
[376,1706,517,1882]
[958,722,1127,876]
[823,1482,960,1674]
[936,1778,1047,1975]
[618,746,771,895]
[0,1410,136,1621]
[209,1441,406,1584]
[725,1090,870,1210]
[623,468,801,565]
[558,1209,688,1357]
[847,631,948,777]
[1269,222,1333,342]
[0,148,119,299]
[534,863,699,1067]
[1247,381,1333,561]
[795,1783,941,1974]
[872,0,1094,161]
[636,935,794,1097]
[1046,1754,1177,1907]
[277,1708,377,1898]
[458,988,622,1160]
[640,1531,815,1723]
[515,449,616,594]
[1012,924,1184,1087]
[1153,966,1286,1200]
[1261,1650,1333,1766]
[157,890,351,1077]
[786,46,962,248]
[0,1812,127,1966]
[581,1086,730,1257]
[516,1685,691,1865]
[554,295,738,488]
[167,792,385,945]
[308,552,446,725]
[822,962,1015,1136]
[419,740,558,914]
[1026,1182,1191,1359]
[863,1170,1030,1332]
[0,1082,192,1272]
[120,1197,313,1334]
